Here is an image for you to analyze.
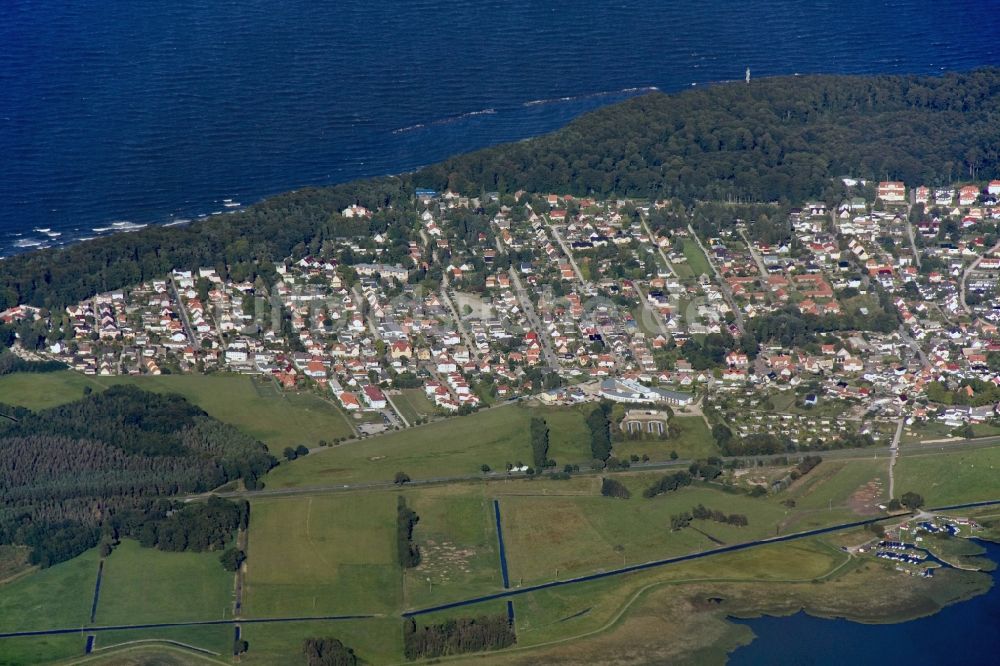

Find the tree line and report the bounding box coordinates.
[671,504,750,531]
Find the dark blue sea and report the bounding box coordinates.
[2,0,1000,255]
[730,540,1000,665]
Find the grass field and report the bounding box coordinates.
[87,626,232,661]
[96,540,234,626]
[500,482,788,585]
[392,388,438,424]
[0,370,103,409]
[0,635,85,666]
[786,459,887,512]
[0,371,354,448]
[0,545,31,583]
[0,547,98,664]
[240,618,402,666]
[895,445,1000,505]
[540,405,594,468]
[0,547,97,633]
[244,494,401,616]
[266,403,592,488]
[612,415,719,461]
[682,240,712,277]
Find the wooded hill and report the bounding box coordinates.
[0,385,274,565]
[1,68,999,312]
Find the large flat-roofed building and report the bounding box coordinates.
[599,378,693,406]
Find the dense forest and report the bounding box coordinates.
[2,69,1000,311]
[0,386,273,565]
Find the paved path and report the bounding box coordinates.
[640,217,677,278]
[888,417,904,499]
[508,268,561,369]
[632,283,671,338]
[440,272,481,360]
[898,324,931,370]
[546,218,586,284]
[905,216,921,268]
[961,239,1000,314]
[687,223,745,335]
[737,228,770,282]
[169,277,199,347]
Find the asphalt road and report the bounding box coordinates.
[192,434,1000,503]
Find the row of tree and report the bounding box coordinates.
[586,403,613,462]
[529,417,552,469]
[402,615,515,660]
[396,497,421,568]
[643,471,693,498]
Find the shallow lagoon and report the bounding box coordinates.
[730,540,1000,665]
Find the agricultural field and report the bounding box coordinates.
[0,371,354,448]
[244,493,401,617]
[265,403,593,488]
[612,415,719,462]
[895,445,1000,506]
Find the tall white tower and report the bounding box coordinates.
[746,67,751,84]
